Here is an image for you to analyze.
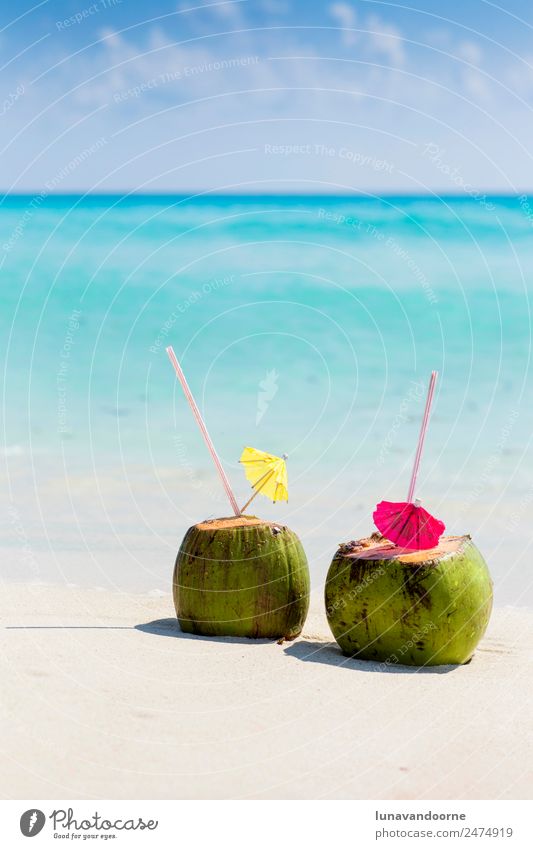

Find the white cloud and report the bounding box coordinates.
[209,0,245,20]
[505,55,533,99]
[462,68,492,103]
[99,27,122,50]
[260,0,289,13]
[176,0,245,25]
[366,15,405,67]
[329,2,358,47]
[70,25,331,116]
[457,41,483,66]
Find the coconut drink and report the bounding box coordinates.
[325,533,492,665]
[166,347,310,639]
[325,371,493,666]
[175,515,309,639]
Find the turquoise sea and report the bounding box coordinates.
[1,195,532,605]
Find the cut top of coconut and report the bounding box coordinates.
[340,534,469,564]
[195,515,280,531]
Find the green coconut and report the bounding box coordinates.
[325,534,493,666]
[174,515,310,639]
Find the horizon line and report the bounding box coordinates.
[0,190,530,199]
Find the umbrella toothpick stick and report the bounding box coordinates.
[166,346,241,517]
[406,370,438,504]
[240,468,275,514]
[373,371,444,550]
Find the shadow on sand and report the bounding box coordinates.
[7,622,460,673]
[135,618,273,646]
[139,622,459,673]
[284,638,460,675]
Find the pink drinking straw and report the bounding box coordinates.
[166,346,241,516]
[406,370,438,504]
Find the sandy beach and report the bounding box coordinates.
[1,582,532,800]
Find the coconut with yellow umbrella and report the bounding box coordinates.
[167,347,309,640]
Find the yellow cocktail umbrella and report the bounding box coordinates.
[239,446,288,513]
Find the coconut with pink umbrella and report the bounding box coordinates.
[325,371,493,666]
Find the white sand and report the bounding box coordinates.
[1,583,532,800]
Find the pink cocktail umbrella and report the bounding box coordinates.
[373,371,445,550]
[166,346,240,516]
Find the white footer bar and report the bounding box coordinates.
[1,799,531,848]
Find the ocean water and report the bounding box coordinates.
[1,194,532,605]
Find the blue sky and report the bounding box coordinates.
[2,0,533,192]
